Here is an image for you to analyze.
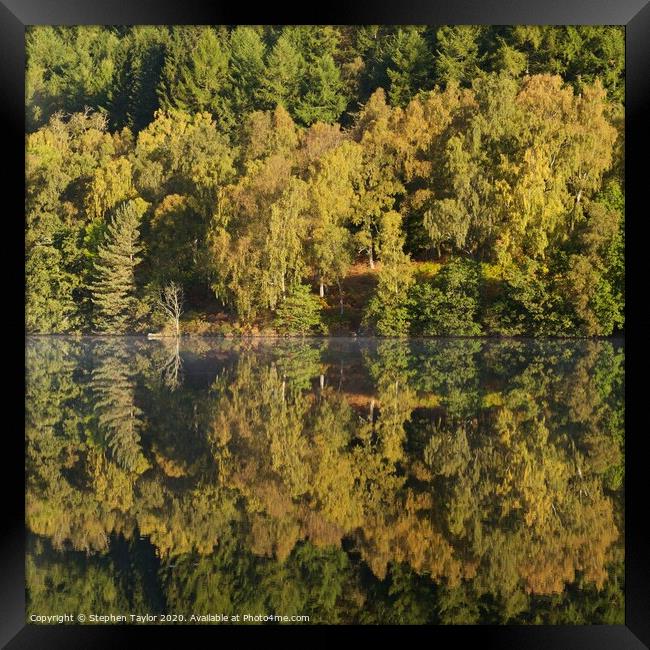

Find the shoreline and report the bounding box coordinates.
[25,333,626,342]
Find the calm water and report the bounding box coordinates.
[25,336,624,625]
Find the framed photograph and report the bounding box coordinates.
[3,0,648,647]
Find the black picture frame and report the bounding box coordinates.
[3,1,648,647]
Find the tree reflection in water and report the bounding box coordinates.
[25,336,624,624]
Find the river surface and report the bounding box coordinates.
[25,336,624,624]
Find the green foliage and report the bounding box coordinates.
[91,200,147,333]
[382,27,434,106]
[362,212,414,336]
[274,283,325,336]
[259,32,304,113]
[26,26,120,131]
[295,53,347,125]
[158,27,233,133]
[26,242,80,333]
[409,258,482,336]
[109,26,169,133]
[25,26,625,337]
[434,26,483,87]
[228,27,267,116]
[482,259,574,336]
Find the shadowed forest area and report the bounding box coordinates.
[25,26,624,337]
[26,337,624,624]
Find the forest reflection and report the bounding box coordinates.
[25,337,624,624]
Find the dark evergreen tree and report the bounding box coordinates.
[110,26,169,132]
[382,27,434,106]
[158,27,233,132]
[434,25,484,87]
[295,53,347,125]
[259,32,305,113]
[228,26,267,116]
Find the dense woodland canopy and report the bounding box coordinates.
[26,337,624,623]
[25,25,625,336]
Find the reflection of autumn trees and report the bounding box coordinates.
[26,337,624,623]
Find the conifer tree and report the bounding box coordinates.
[109,26,169,132]
[158,27,233,132]
[383,27,434,107]
[434,26,483,87]
[259,33,305,113]
[295,53,347,125]
[91,199,146,333]
[229,26,267,116]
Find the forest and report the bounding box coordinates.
[25,25,625,337]
[26,337,624,624]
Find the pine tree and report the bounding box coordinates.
[383,27,434,107]
[260,33,305,113]
[91,200,146,333]
[158,27,233,132]
[229,26,267,116]
[109,26,169,133]
[295,53,347,125]
[434,26,483,87]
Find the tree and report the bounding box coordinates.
[25,110,124,332]
[158,282,184,337]
[262,180,309,309]
[274,283,324,335]
[351,89,404,269]
[26,244,79,333]
[26,26,120,131]
[409,259,482,336]
[295,53,347,125]
[158,27,233,133]
[91,199,147,333]
[382,27,434,107]
[259,33,305,114]
[109,26,169,132]
[362,211,414,336]
[307,140,362,302]
[434,26,483,87]
[229,26,267,117]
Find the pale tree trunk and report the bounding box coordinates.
[320,374,325,390]
[368,243,375,269]
[337,279,344,316]
[159,282,184,338]
[319,279,324,298]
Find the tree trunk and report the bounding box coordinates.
[369,244,375,269]
[337,279,344,316]
[319,280,324,298]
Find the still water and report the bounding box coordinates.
[26,336,624,624]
